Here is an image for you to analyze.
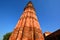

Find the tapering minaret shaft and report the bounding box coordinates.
[9,1,44,40]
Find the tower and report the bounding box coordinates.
[9,1,44,40]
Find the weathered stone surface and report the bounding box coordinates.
[9,1,44,40]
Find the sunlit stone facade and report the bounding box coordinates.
[9,1,44,40]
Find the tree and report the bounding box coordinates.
[3,32,12,40]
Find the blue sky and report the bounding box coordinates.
[0,0,60,40]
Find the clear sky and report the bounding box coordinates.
[0,0,60,40]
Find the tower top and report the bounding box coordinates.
[27,1,32,5]
[24,1,35,10]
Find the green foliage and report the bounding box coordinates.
[3,32,12,40]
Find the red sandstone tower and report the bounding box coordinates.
[9,1,44,40]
